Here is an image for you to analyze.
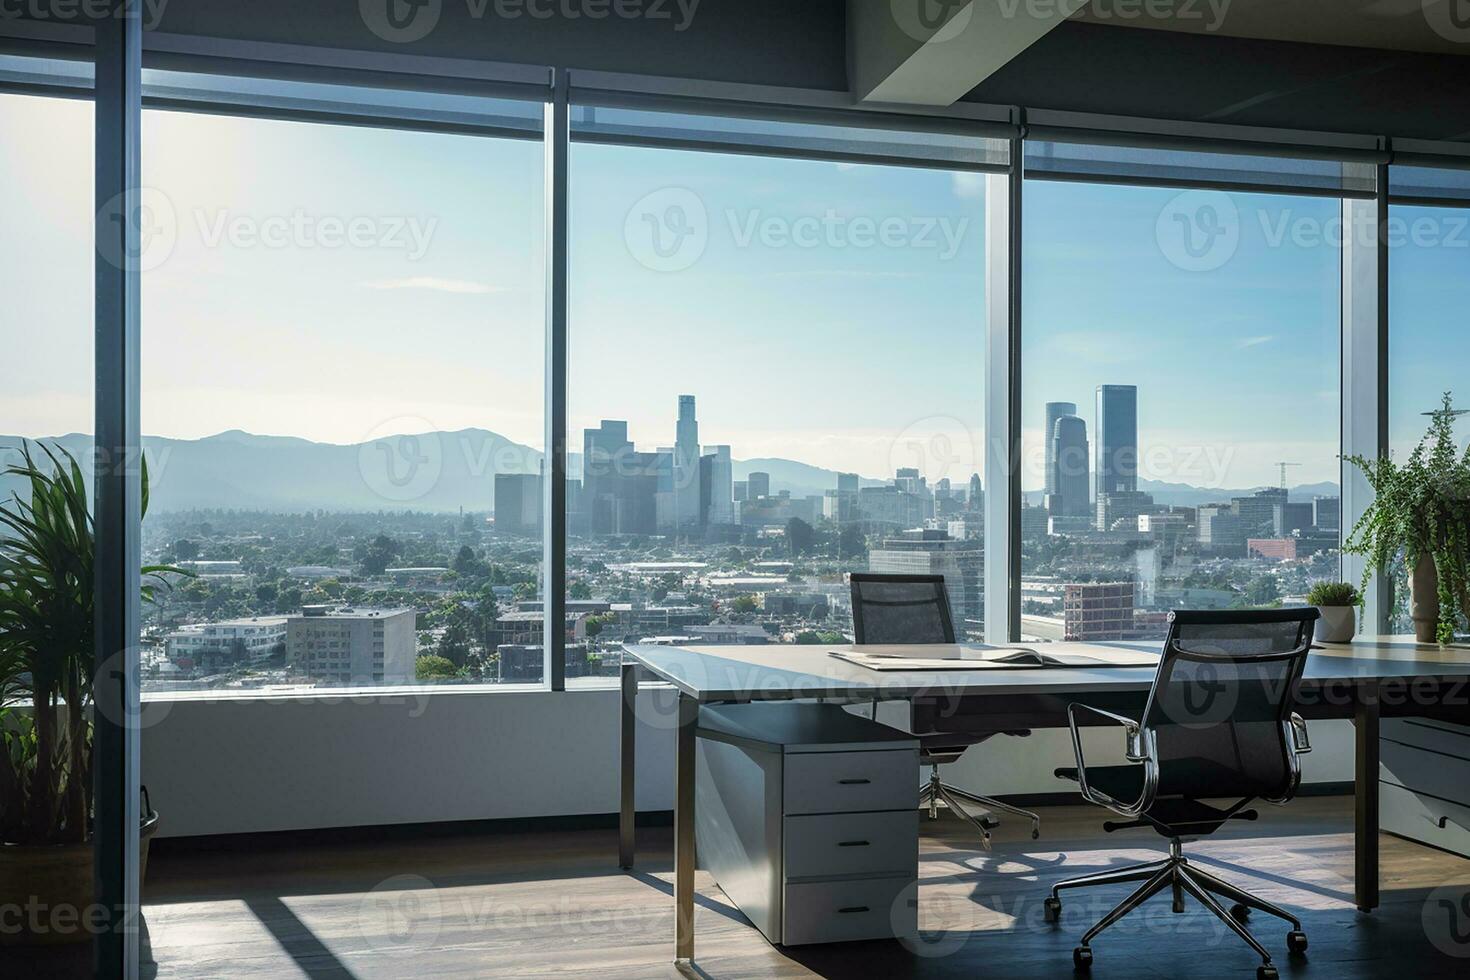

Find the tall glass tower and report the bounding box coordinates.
[674,394,701,526]
[1044,401,1077,496]
[1048,415,1091,517]
[1095,385,1138,495]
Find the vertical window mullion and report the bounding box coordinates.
[544,70,569,690]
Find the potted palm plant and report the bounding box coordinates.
[0,443,180,945]
[1344,393,1470,645]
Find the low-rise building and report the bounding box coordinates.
[286,606,416,686]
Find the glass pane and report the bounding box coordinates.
[1387,202,1470,637]
[139,101,545,691]
[569,140,988,673]
[1022,181,1341,642]
[0,91,93,452]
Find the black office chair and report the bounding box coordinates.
[1044,608,1319,980]
[848,573,1040,846]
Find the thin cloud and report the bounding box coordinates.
[361,277,504,295]
[1236,335,1275,349]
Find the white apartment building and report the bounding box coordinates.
[286,606,417,686]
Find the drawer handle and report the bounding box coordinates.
[837,778,871,785]
[837,840,871,848]
[837,906,870,914]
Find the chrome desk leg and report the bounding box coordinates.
[674,692,698,963]
[619,661,637,869]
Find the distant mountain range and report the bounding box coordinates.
[0,430,1338,514]
[0,430,884,513]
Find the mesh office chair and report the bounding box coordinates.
[848,573,1040,846]
[1044,608,1319,980]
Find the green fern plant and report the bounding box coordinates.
[1343,392,1470,645]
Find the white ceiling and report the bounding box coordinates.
[1071,0,1470,55]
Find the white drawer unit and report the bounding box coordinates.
[694,702,920,947]
[1381,718,1470,859]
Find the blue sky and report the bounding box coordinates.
[4,91,1467,491]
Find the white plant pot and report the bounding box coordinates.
[1315,605,1356,644]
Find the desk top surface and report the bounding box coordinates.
[623,638,1470,703]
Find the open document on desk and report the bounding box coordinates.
[828,644,1161,671]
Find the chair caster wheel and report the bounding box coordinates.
[1231,903,1251,922]
[1257,965,1278,980]
[1031,826,1041,840]
[1287,930,1308,954]
[1072,946,1092,971]
[1044,897,1061,923]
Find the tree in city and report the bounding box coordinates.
[732,594,759,615]
[838,524,867,560]
[786,517,815,556]
[357,534,402,576]
[415,655,459,682]
[1245,574,1282,606]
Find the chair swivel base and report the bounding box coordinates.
[1044,840,1306,978]
[918,766,1042,847]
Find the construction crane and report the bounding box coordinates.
[1274,461,1300,490]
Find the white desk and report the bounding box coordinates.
[618,638,1470,963]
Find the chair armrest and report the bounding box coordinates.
[1288,713,1311,754]
[1066,702,1158,817]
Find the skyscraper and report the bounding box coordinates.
[1046,414,1090,518]
[1095,385,1139,496]
[748,471,771,500]
[968,473,982,510]
[703,444,734,524]
[1044,401,1077,496]
[674,395,701,526]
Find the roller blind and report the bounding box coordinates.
[1024,140,1379,198]
[1388,164,1470,206]
[570,98,1011,172]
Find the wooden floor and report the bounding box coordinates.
[9,797,1470,978]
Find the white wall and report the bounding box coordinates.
[140,688,1354,839]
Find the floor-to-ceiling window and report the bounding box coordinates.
[0,89,94,495]
[1387,166,1470,636]
[1020,148,1350,642]
[135,81,547,690]
[565,106,1000,669]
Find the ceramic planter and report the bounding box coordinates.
[0,812,158,946]
[1409,553,1440,644]
[1315,604,1356,644]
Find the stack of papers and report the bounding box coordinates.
[828,645,1159,671]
